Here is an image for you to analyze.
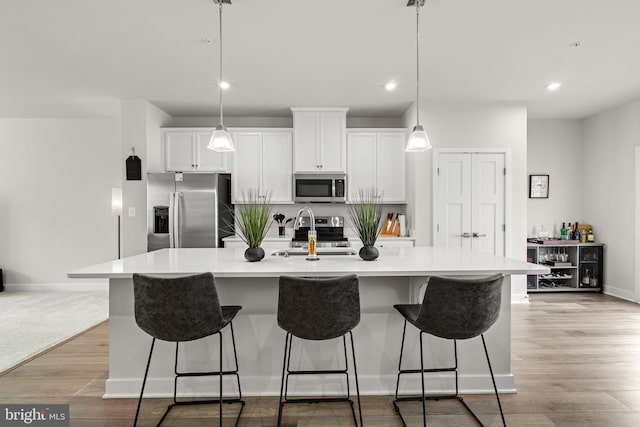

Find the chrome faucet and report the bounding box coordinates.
[293,207,316,233]
[294,207,318,260]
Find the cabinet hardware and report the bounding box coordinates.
[472,232,486,238]
[461,232,471,238]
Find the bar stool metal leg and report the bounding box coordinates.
[133,338,156,427]
[393,331,507,426]
[348,331,364,427]
[135,328,245,427]
[277,332,363,426]
[277,332,290,427]
[482,334,506,426]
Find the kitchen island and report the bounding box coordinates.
[68,247,547,398]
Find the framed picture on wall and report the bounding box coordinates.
[529,174,549,198]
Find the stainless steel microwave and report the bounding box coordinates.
[294,173,346,203]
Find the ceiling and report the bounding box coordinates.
[2,0,640,119]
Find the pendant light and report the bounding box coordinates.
[405,0,432,152]
[208,0,235,152]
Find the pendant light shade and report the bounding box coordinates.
[406,0,432,152]
[208,124,235,151]
[208,0,235,152]
[406,124,431,151]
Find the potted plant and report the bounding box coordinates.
[348,188,384,261]
[235,189,273,262]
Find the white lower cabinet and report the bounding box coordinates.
[230,129,293,203]
[350,238,414,252]
[164,128,228,172]
[347,129,407,202]
[223,239,290,254]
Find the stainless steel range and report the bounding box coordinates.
[291,216,350,248]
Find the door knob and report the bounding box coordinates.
[472,232,486,238]
[461,232,471,238]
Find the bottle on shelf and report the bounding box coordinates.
[560,222,567,240]
[580,227,588,243]
[582,268,591,287]
[587,229,595,242]
[573,221,581,240]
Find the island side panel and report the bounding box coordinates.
[105,275,513,397]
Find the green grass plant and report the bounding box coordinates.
[348,188,383,247]
[235,189,272,248]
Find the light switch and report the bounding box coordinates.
[128,207,136,217]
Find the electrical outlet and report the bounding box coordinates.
[128,207,136,217]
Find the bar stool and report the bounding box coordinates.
[393,273,506,427]
[132,272,245,427]
[276,274,363,426]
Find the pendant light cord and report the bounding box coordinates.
[218,1,224,126]
[415,1,421,127]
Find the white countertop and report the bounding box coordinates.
[68,247,547,279]
[221,234,416,243]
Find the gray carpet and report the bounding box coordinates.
[0,290,109,373]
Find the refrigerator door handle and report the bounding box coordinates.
[174,192,182,248]
[169,192,175,248]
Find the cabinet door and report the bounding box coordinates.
[378,240,414,248]
[293,112,320,172]
[319,112,346,171]
[262,131,293,203]
[231,132,262,202]
[376,132,406,202]
[195,132,228,172]
[347,132,376,201]
[165,132,196,171]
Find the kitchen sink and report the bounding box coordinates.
[271,248,357,257]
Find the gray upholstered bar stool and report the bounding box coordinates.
[277,274,363,426]
[132,272,245,427]
[393,273,506,427]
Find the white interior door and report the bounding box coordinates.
[436,152,505,256]
[436,153,472,249]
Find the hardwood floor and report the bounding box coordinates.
[2,293,640,426]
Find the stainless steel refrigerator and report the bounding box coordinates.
[147,173,233,251]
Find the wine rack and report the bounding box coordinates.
[527,243,604,293]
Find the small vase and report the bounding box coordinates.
[359,246,379,261]
[244,247,265,262]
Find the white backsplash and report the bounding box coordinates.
[235,203,409,238]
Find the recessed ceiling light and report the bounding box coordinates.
[546,82,562,91]
[385,81,397,91]
[219,81,230,90]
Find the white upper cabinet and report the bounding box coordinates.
[164,128,228,172]
[231,129,293,204]
[195,132,228,171]
[292,108,348,172]
[347,129,407,203]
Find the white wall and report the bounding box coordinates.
[404,102,528,259]
[121,101,172,258]
[582,98,640,300]
[0,118,121,285]
[527,120,583,237]
[171,115,404,129]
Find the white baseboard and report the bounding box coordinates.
[3,281,108,292]
[511,292,530,304]
[603,285,636,302]
[104,373,516,399]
